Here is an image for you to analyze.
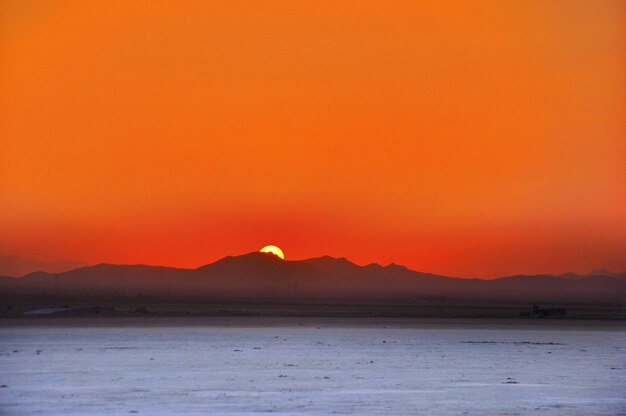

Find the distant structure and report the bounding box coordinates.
[520,304,567,318]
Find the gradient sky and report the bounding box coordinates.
[1,1,625,278]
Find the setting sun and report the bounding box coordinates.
[260,245,285,260]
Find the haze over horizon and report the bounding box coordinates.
[1,1,625,278]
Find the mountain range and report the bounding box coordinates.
[1,252,624,303]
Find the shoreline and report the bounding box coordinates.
[2,315,625,330]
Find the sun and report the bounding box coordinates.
[260,245,285,260]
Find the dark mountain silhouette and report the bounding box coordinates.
[1,252,624,303]
[560,269,626,281]
[585,269,626,280]
[0,255,85,277]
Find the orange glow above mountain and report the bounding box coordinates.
[1,1,625,277]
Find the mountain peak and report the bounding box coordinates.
[385,262,408,271]
[196,251,284,271]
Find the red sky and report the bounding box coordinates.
[1,1,625,278]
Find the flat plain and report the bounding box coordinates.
[0,317,624,415]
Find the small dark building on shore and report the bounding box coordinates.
[520,304,567,318]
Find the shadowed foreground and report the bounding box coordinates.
[0,317,624,415]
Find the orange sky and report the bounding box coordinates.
[1,1,625,277]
